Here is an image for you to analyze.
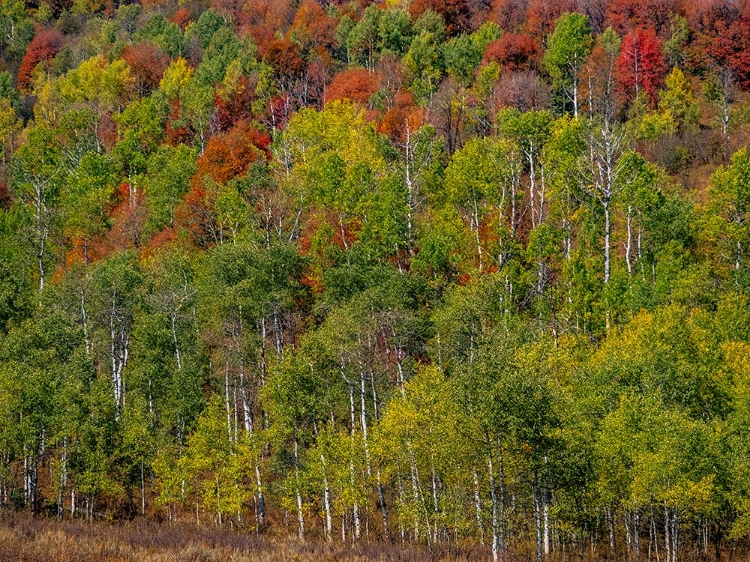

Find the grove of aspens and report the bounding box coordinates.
[1,0,750,560]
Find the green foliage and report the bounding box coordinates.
[443,34,481,87]
[542,12,593,114]
[404,31,444,103]
[142,145,197,236]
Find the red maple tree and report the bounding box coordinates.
[120,41,169,96]
[17,28,64,92]
[615,28,667,104]
[483,33,540,73]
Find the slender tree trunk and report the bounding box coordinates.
[58,437,67,519]
[255,463,265,530]
[604,197,611,284]
[294,437,304,539]
[535,484,543,562]
[346,376,361,541]
[572,59,579,117]
[321,453,333,540]
[474,470,485,546]
[626,205,633,275]
[369,367,389,541]
[408,442,421,541]
[664,505,671,562]
[608,507,616,557]
[404,123,415,253]
[224,364,232,442]
[736,240,742,271]
[543,490,550,558]
[171,315,182,371]
[81,290,90,356]
[140,460,146,516]
[430,457,440,544]
[488,452,499,562]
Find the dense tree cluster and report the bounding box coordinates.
[1,0,750,560]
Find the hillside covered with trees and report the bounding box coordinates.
[2,0,750,559]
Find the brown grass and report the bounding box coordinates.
[0,513,495,562]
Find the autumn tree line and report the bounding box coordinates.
[1,0,750,559]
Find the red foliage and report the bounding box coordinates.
[165,100,193,146]
[409,0,474,36]
[699,3,750,89]
[606,0,683,35]
[92,182,147,257]
[178,119,271,246]
[193,121,271,186]
[525,0,576,41]
[0,180,11,209]
[17,28,64,92]
[492,70,551,112]
[375,54,407,94]
[170,8,192,29]
[121,41,169,95]
[265,38,306,81]
[615,28,667,105]
[175,183,217,248]
[211,0,241,21]
[325,68,379,106]
[269,96,293,129]
[98,114,118,152]
[686,0,738,35]
[490,0,527,32]
[483,33,540,73]
[144,227,177,255]
[215,75,259,131]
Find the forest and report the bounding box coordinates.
[1,0,750,560]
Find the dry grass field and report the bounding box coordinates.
[0,514,496,562]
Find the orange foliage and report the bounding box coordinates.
[143,227,178,256]
[290,0,337,51]
[378,91,425,144]
[325,68,379,106]
[175,182,217,248]
[238,0,298,46]
[88,182,147,258]
[178,122,270,246]
[193,121,270,186]
[170,8,192,29]
[265,38,306,81]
